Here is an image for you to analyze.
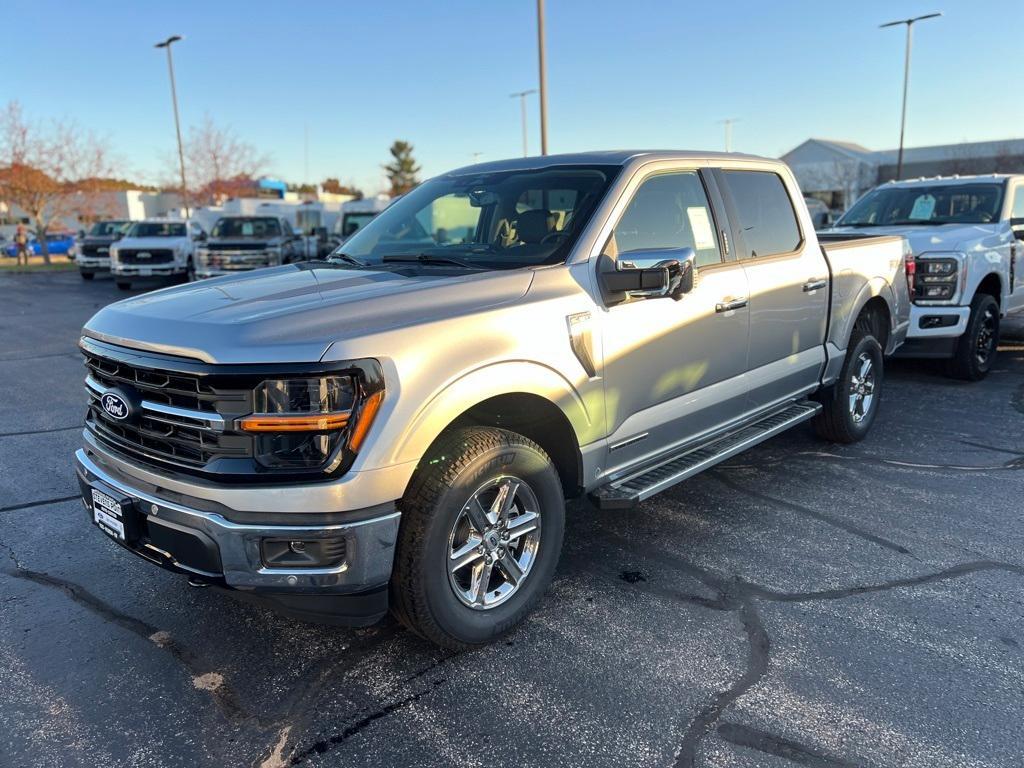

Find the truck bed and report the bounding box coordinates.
[819,233,911,356]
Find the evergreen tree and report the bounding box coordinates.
[384,140,421,196]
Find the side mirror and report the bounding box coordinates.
[196,230,207,241]
[599,247,696,304]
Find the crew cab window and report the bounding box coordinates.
[722,171,801,259]
[611,171,722,267]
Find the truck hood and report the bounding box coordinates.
[826,223,998,254]
[115,236,189,250]
[83,263,534,364]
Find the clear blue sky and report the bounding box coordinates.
[5,0,1022,194]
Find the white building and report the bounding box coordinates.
[782,137,1024,212]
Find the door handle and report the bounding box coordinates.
[715,297,748,313]
[802,278,828,292]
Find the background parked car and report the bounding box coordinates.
[3,231,77,258]
[804,197,833,229]
[193,215,302,278]
[109,219,205,290]
[75,220,131,280]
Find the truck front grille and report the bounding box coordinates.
[83,349,253,470]
[118,249,174,265]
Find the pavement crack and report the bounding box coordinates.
[746,560,1024,604]
[0,539,258,727]
[0,494,81,513]
[716,722,862,767]
[711,472,913,555]
[0,424,82,438]
[674,597,768,767]
[287,676,448,765]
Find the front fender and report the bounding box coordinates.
[385,360,596,470]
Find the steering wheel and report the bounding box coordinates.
[540,231,568,244]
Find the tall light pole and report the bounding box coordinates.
[510,89,537,156]
[718,118,739,153]
[155,35,190,218]
[536,0,549,155]
[880,12,941,180]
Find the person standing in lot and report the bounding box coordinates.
[13,224,31,266]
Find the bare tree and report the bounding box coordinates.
[0,101,118,263]
[170,115,270,207]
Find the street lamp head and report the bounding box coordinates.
[155,35,183,48]
[880,12,942,28]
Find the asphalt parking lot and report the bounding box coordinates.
[2,269,1023,768]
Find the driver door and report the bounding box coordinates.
[598,169,752,472]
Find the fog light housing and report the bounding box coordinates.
[261,537,347,568]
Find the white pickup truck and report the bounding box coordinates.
[830,174,1024,379]
[110,219,206,291]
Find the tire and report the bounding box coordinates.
[813,326,884,444]
[946,293,999,381]
[391,427,565,649]
[116,281,131,291]
[80,271,95,280]
[185,258,196,282]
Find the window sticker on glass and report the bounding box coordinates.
[686,207,716,250]
[910,194,936,220]
[242,222,254,236]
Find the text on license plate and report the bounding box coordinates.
[92,489,125,541]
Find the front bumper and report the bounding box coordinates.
[75,448,400,614]
[77,257,111,270]
[905,303,970,339]
[111,264,185,277]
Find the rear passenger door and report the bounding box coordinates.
[717,168,829,410]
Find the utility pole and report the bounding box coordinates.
[718,118,739,153]
[155,35,190,218]
[880,12,942,180]
[536,0,549,155]
[510,89,537,156]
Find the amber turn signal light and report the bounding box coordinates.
[239,412,351,432]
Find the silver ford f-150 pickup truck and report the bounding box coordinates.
[75,151,910,648]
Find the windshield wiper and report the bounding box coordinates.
[327,252,368,266]
[382,253,480,269]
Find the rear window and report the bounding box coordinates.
[722,171,802,259]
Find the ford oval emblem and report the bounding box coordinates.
[100,392,131,421]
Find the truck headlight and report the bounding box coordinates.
[913,253,964,304]
[238,374,383,469]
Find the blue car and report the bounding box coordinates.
[3,231,77,257]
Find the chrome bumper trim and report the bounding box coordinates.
[75,448,400,592]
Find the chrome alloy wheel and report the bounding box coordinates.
[447,476,541,610]
[848,351,876,423]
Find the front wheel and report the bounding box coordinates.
[391,427,565,649]
[116,281,131,291]
[946,293,999,381]
[813,328,884,444]
[80,271,95,281]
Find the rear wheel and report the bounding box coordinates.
[946,293,999,381]
[813,326,884,443]
[391,427,565,649]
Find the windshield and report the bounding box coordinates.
[333,165,618,269]
[127,221,187,238]
[211,217,281,238]
[88,221,129,236]
[839,183,1005,227]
